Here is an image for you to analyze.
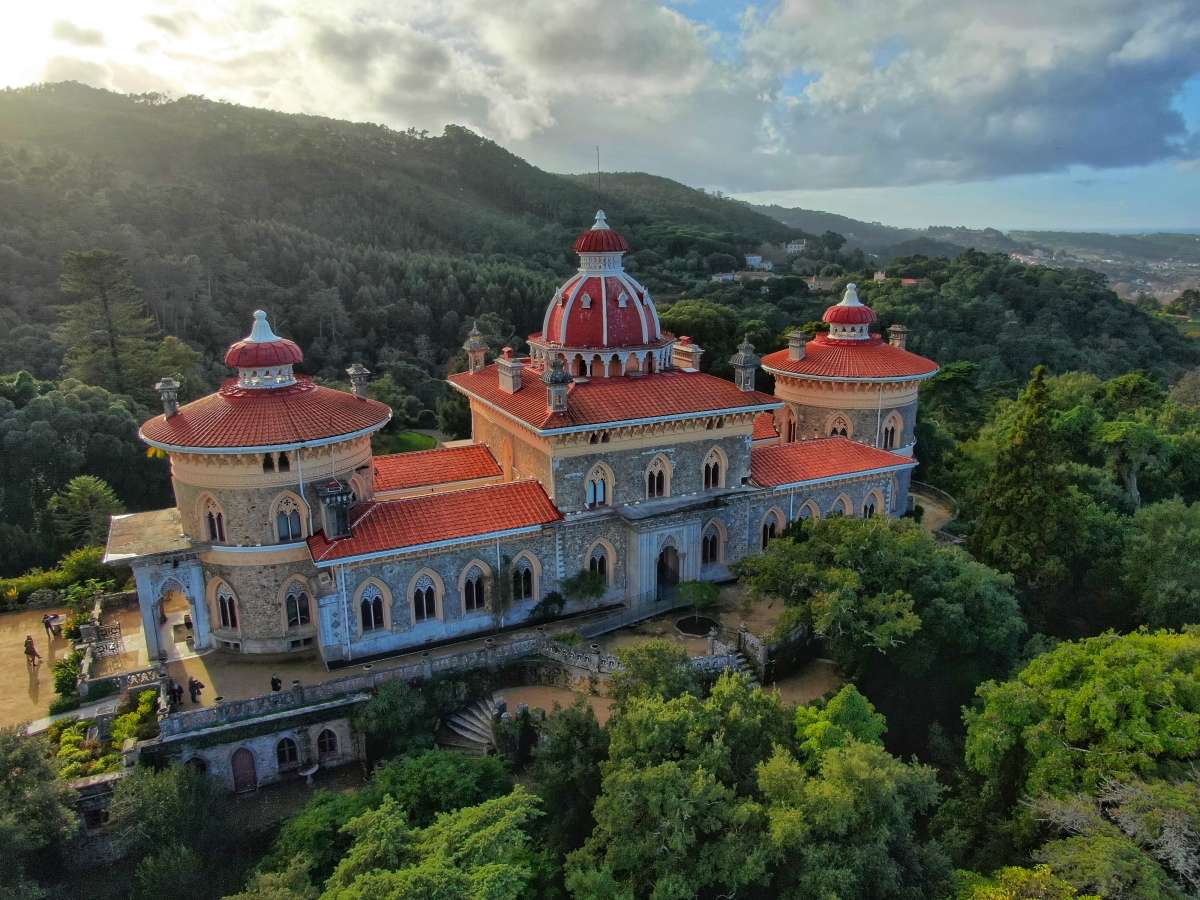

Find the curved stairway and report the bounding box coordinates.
[437,695,501,756]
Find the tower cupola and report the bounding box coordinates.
[223,310,304,388]
[821,283,877,341]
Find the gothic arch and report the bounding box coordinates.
[797,499,821,521]
[271,491,306,543]
[830,493,854,517]
[354,577,392,634]
[457,559,493,614]
[862,488,886,519]
[881,411,903,450]
[702,446,728,490]
[509,551,542,603]
[585,462,615,508]
[584,538,617,586]
[645,454,672,499]
[701,518,727,566]
[760,507,785,549]
[197,493,227,543]
[278,576,313,631]
[407,568,445,624]
[889,476,901,514]
[782,408,798,443]
[207,577,239,632]
[825,413,852,439]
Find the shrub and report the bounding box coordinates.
[112,690,159,746]
[529,590,566,621]
[562,569,606,601]
[48,695,81,715]
[0,546,110,606]
[53,650,84,696]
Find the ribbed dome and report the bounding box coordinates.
[223,311,304,368]
[822,283,877,326]
[572,209,630,253]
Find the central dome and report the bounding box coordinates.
[537,211,663,351]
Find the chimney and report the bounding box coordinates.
[728,336,760,392]
[345,363,371,398]
[787,330,807,361]
[671,336,704,371]
[543,354,571,414]
[888,324,908,350]
[497,347,524,394]
[315,479,353,539]
[155,376,181,418]
[463,321,489,373]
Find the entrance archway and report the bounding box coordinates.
[656,546,680,602]
[155,579,193,661]
[231,748,257,793]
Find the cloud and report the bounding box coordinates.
[30,0,1200,193]
[52,20,105,47]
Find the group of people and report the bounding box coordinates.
[166,676,206,709]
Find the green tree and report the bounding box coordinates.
[964,630,1200,804]
[607,639,699,709]
[228,855,318,900]
[676,580,718,630]
[131,843,207,900]
[47,475,124,547]
[1121,499,1200,628]
[351,680,437,761]
[0,727,79,897]
[793,683,887,767]
[530,699,609,854]
[108,763,229,863]
[953,865,1092,899]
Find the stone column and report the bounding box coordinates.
[133,563,162,662]
[185,558,211,651]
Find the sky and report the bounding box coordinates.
[3,0,1200,231]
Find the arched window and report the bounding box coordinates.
[829,415,850,438]
[585,464,612,508]
[646,456,670,499]
[463,565,487,613]
[760,510,783,550]
[361,584,385,632]
[216,585,238,630]
[203,497,226,543]
[262,454,275,473]
[278,453,291,473]
[589,547,608,581]
[701,523,723,566]
[285,584,310,628]
[274,495,304,542]
[798,500,821,521]
[863,498,877,518]
[317,729,338,759]
[512,560,534,602]
[413,574,437,622]
[881,414,902,450]
[702,448,725,490]
[276,737,298,769]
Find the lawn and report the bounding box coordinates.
[373,430,438,454]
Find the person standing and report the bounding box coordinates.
[42,614,54,640]
[24,635,41,667]
[270,673,282,692]
[187,676,205,704]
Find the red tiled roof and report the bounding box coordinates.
[224,337,303,368]
[752,412,778,441]
[822,303,876,325]
[543,273,662,348]
[762,334,938,381]
[751,438,915,487]
[140,378,391,450]
[448,365,780,432]
[307,480,561,563]
[374,445,501,493]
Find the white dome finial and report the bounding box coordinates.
[592,210,609,230]
[248,309,281,343]
[841,283,862,306]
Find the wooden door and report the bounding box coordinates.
[231,747,257,793]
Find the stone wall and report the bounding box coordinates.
[470,404,552,488]
[782,397,918,447]
[203,557,319,653]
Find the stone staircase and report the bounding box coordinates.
[436,695,501,756]
[730,652,760,687]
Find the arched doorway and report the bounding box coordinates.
[231,747,257,793]
[156,578,193,661]
[656,546,680,602]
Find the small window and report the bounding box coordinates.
[512,562,533,601]
[262,454,275,473]
[702,528,721,566]
[646,457,669,499]
[276,497,304,542]
[278,453,291,472]
[463,568,486,613]
[217,588,237,629]
[589,548,608,581]
[276,737,299,769]
[761,518,778,550]
[864,499,877,519]
[317,729,338,759]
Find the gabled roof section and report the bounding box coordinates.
[307,480,561,565]
[448,364,780,434]
[752,412,779,442]
[751,438,915,488]
[104,508,191,563]
[374,445,501,493]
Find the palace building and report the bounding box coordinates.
[105,212,938,666]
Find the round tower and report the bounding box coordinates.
[139,310,391,654]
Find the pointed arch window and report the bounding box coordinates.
[512,559,534,602]
[216,585,238,630]
[703,449,724,490]
[275,496,304,542]
[204,498,226,543]
[829,416,850,438]
[463,566,487,613]
[585,465,610,508]
[361,585,385,633]
[863,498,877,519]
[646,456,670,499]
[761,512,782,550]
[285,584,311,628]
[413,575,437,622]
[701,525,723,566]
[589,547,608,581]
[881,414,901,450]
[276,737,299,769]
[317,729,338,758]
[786,414,798,443]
